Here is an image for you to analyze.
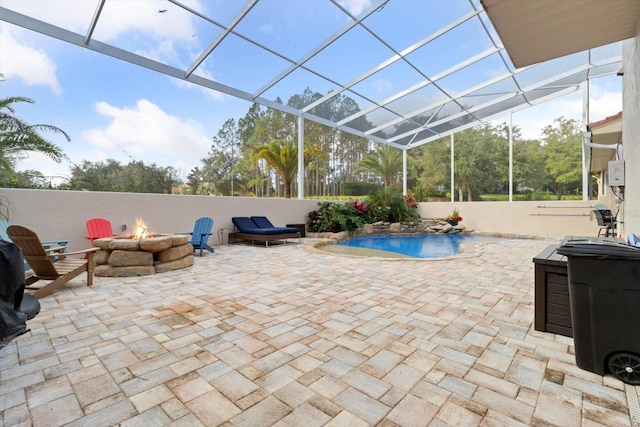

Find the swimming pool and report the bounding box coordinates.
[334,234,507,259]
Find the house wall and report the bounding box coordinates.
[597,171,618,218]
[622,24,640,235]
[1,189,605,251]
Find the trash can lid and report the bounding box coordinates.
[557,236,640,259]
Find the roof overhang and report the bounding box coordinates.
[481,0,640,68]
[587,112,622,173]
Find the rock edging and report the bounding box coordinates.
[306,218,471,241]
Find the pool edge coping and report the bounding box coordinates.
[302,232,556,261]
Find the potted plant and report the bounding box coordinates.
[445,209,463,226]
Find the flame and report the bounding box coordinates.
[132,217,152,240]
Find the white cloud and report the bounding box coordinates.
[0,0,95,33]
[15,152,71,186]
[337,0,372,16]
[1,0,204,86]
[62,99,213,182]
[373,78,392,95]
[83,100,210,162]
[259,23,276,35]
[0,0,200,42]
[136,39,181,67]
[510,112,555,140]
[172,69,226,101]
[0,27,61,94]
[495,78,622,140]
[586,86,623,122]
[93,1,198,42]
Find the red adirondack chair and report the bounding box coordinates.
[85,218,115,246]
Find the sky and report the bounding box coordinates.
[0,0,623,186]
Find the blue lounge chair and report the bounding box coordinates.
[230,217,300,247]
[628,233,639,247]
[183,217,214,256]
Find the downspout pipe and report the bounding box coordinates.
[582,132,623,156]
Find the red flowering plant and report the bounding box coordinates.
[351,200,366,213]
[445,208,463,225]
[405,193,418,210]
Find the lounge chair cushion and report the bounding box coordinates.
[250,216,299,233]
[232,217,259,231]
[249,216,275,228]
[231,217,281,235]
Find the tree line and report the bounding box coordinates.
[1,88,585,200]
[411,117,583,200]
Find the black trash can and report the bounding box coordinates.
[557,236,640,385]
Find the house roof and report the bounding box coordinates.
[0,0,626,149]
[588,112,622,173]
[480,0,640,68]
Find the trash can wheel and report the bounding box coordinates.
[607,353,640,385]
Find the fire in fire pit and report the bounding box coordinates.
[92,218,195,277]
[132,217,152,240]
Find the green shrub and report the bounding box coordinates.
[365,188,419,223]
[307,188,420,233]
[307,201,365,233]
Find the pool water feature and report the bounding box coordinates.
[333,234,507,259]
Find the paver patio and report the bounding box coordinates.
[1,237,638,426]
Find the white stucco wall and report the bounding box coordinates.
[0,189,318,252]
[1,189,607,252]
[622,24,640,235]
[417,201,605,239]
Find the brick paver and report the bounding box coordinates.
[1,237,638,426]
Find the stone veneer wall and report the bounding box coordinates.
[93,234,194,277]
[307,219,470,241]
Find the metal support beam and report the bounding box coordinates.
[509,111,513,202]
[297,116,305,200]
[450,133,455,202]
[402,149,407,196]
[185,0,258,77]
[85,0,106,44]
[582,81,590,201]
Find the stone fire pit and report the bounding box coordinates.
[92,234,194,277]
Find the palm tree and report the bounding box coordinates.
[0,96,69,173]
[252,139,325,198]
[355,144,402,188]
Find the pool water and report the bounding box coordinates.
[334,234,506,259]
